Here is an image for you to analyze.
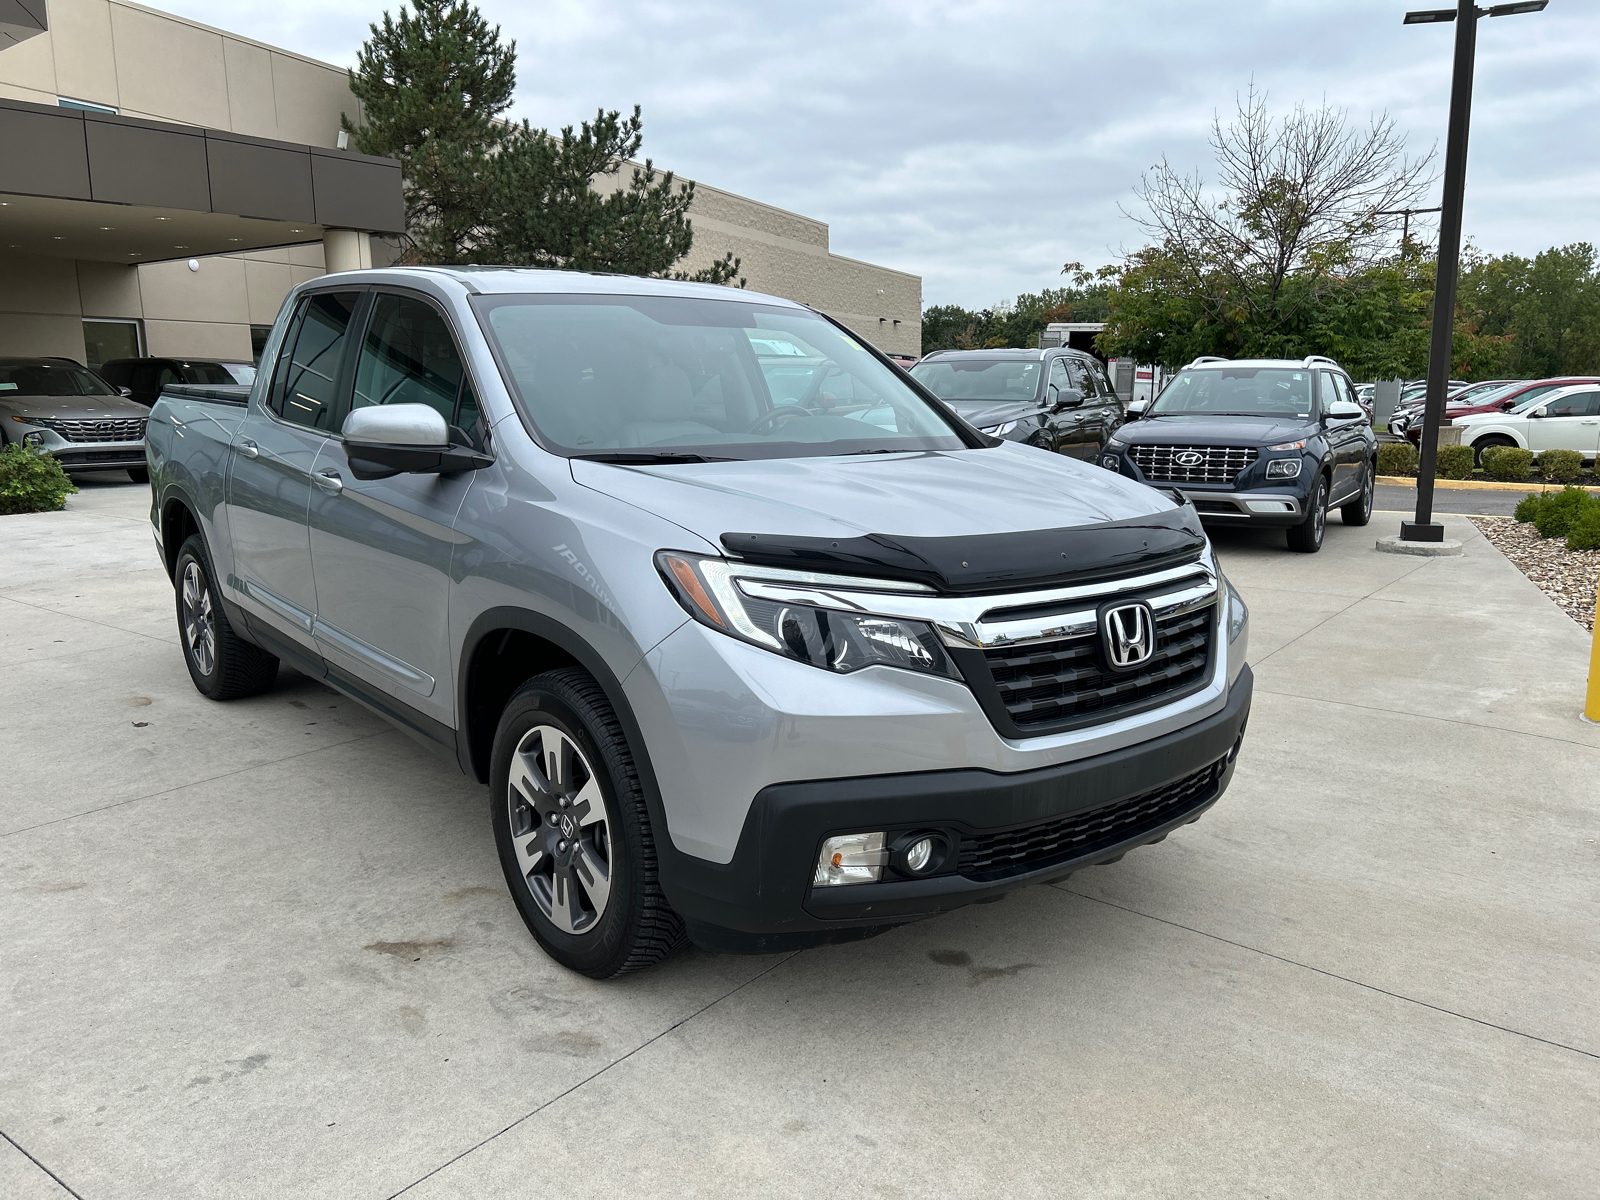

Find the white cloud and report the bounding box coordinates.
[162,0,1600,306]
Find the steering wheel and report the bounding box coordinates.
[748,404,813,434]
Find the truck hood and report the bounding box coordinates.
[571,443,1178,545]
[0,393,147,421]
[1118,414,1315,446]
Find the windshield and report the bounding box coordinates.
[1151,367,1314,419]
[182,362,256,386]
[475,295,964,460]
[0,362,115,397]
[909,358,1042,404]
[1451,382,1518,407]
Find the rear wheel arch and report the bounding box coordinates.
[160,494,201,581]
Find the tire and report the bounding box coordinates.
[1341,459,1375,526]
[1286,473,1328,553]
[1471,434,1515,468]
[173,534,279,699]
[490,668,685,978]
[128,467,149,484]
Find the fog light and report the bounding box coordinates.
[813,832,886,887]
[906,837,934,873]
[1100,455,1119,469]
[22,430,45,447]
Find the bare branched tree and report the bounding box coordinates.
[1127,85,1435,333]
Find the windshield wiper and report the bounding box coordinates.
[827,447,903,457]
[571,451,737,464]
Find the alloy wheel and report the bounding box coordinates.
[1313,481,1327,543]
[181,561,216,677]
[507,725,613,935]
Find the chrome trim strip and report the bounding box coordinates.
[232,574,313,633]
[312,616,436,697]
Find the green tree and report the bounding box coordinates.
[344,0,740,283]
[343,0,514,264]
[1458,243,1600,377]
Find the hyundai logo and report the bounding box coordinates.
[1174,450,1205,467]
[1102,602,1155,670]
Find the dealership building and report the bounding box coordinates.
[0,0,921,371]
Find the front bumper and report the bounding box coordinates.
[1182,489,1304,525]
[665,664,1253,953]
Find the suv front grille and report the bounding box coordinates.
[1129,444,1257,484]
[34,416,146,443]
[957,758,1224,881]
[980,604,1212,733]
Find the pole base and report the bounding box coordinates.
[1377,535,1462,557]
[1399,521,1446,542]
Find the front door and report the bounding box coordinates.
[224,290,362,655]
[1320,372,1365,502]
[1524,388,1600,455]
[307,291,480,730]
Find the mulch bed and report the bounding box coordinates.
[1470,516,1600,632]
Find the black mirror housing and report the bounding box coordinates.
[346,440,493,481]
[1054,387,1085,411]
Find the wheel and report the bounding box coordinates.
[491,668,685,978]
[1286,474,1328,553]
[128,467,149,484]
[173,534,279,699]
[1341,459,1375,526]
[1471,434,1515,468]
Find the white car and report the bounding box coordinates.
[1453,383,1600,463]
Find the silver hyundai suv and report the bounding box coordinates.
[0,357,150,481]
[147,269,1253,977]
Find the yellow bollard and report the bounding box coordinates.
[1589,585,1600,722]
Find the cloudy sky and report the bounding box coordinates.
[171,0,1599,308]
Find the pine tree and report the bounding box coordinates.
[343,1,740,284]
[343,0,514,264]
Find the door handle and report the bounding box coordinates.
[314,468,344,495]
[237,438,258,459]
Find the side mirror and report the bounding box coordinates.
[1324,400,1364,421]
[1053,386,1085,411]
[1125,399,1148,420]
[118,387,133,399]
[341,403,492,480]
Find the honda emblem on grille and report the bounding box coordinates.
[1174,450,1204,467]
[1101,602,1155,670]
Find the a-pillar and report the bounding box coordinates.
[323,229,373,274]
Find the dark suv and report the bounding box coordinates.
[910,347,1123,459]
[1098,355,1377,553]
[99,358,257,407]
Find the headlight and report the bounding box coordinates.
[1225,577,1248,644]
[980,420,1019,436]
[656,552,960,679]
[1266,440,1306,451]
[1265,458,1302,479]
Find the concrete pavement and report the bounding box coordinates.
[2,477,1597,1198]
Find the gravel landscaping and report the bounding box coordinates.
[1471,516,1600,631]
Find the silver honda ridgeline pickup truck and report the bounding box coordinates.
[147,269,1252,978]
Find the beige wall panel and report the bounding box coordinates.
[51,0,119,110]
[0,313,87,359]
[221,37,276,137]
[110,5,227,128]
[243,258,293,325]
[136,257,249,324]
[236,247,293,264]
[0,254,83,316]
[76,260,142,317]
[0,82,59,106]
[288,263,324,288]
[288,242,325,268]
[0,24,59,95]
[270,53,355,146]
[143,319,252,359]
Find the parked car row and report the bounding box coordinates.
[1388,376,1600,462]
[0,356,258,483]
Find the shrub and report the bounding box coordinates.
[1538,449,1584,483]
[1568,506,1600,551]
[1525,487,1598,540]
[1480,445,1534,481]
[1514,492,1543,523]
[1434,444,1475,480]
[0,441,77,514]
[1376,442,1418,476]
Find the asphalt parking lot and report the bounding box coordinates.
[3,476,1597,1199]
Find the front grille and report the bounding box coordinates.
[1129,444,1256,484]
[982,604,1213,732]
[56,449,145,464]
[957,759,1224,880]
[34,416,146,443]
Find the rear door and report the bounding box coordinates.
[306,290,479,730]
[224,289,362,657]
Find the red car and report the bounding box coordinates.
[1405,377,1600,445]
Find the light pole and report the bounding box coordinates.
[1400,0,1548,543]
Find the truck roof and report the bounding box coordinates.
[323,266,806,308]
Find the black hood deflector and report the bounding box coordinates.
[721,505,1206,595]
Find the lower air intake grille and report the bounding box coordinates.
[957,759,1224,880]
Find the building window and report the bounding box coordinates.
[83,320,142,369]
[251,325,274,366]
[58,97,119,115]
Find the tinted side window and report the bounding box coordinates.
[1068,358,1096,396]
[1547,390,1600,418]
[1048,359,1070,396]
[272,292,360,431]
[99,362,132,388]
[352,294,466,430]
